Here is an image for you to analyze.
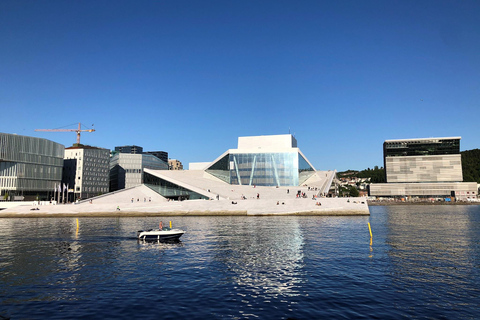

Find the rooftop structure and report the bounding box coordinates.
[205,134,315,186]
[114,145,143,154]
[145,151,168,163]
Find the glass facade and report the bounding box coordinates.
[298,153,315,185]
[206,154,230,183]
[144,172,209,200]
[114,145,143,154]
[384,138,460,157]
[0,133,64,200]
[109,153,168,191]
[206,152,315,186]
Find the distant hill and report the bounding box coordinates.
[338,166,385,183]
[462,149,480,183]
[339,149,480,184]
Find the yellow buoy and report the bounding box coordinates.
[76,218,79,237]
[169,221,172,228]
[368,222,373,238]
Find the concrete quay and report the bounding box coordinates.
[368,200,480,206]
[0,185,370,217]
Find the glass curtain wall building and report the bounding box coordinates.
[0,132,64,200]
[206,135,315,186]
[109,153,168,191]
[384,137,460,158]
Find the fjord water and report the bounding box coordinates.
[1,206,479,319]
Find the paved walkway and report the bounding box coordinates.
[0,184,369,216]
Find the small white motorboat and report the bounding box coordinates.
[137,227,185,241]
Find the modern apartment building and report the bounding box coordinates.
[63,145,110,200]
[0,132,64,200]
[370,137,477,200]
[168,159,183,170]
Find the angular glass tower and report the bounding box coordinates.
[206,135,315,186]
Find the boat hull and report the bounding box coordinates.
[137,229,185,241]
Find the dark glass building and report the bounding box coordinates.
[114,145,143,154]
[144,151,168,163]
[383,137,460,158]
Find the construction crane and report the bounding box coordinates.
[35,122,95,145]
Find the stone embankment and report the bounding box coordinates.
[0,198,369,217]
[368,200,480,206]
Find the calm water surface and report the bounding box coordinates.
[1,206,479,319]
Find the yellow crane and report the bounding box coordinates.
[35,122,95,145]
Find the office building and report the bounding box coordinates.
[63,145,110,201]
[370,137,477,200]
[383,137,462,183]
[0,132,64,201]
[145,151,168,163]
[109,153,168,191]
[115,145,143,154]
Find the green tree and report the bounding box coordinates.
[348,185,359,197]
[462,149,480,183]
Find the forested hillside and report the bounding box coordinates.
[338,166,385,183]
[462,149,480,183]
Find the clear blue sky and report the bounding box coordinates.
[1,0,479,171]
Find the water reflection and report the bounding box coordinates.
[208,217,305,299]
[137,240,184,251]
[0,219,85,304]
[1,210,479,320]
[385,205,480,316]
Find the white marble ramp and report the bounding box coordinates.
[0,169,369,216]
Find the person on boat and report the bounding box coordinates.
[159,221,163,230]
